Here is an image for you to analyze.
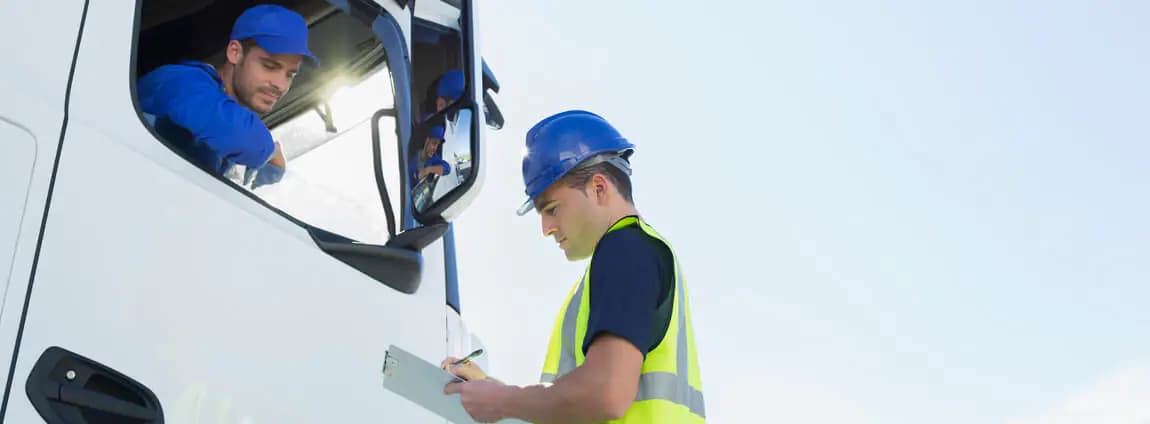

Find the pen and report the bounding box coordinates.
[452,348,484,366]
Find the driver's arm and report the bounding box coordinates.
[156,67,276,168]
[429,157,451,176]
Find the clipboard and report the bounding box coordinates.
[382,344,528,424]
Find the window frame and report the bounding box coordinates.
[129,0,409,245]
[128,0,427,293]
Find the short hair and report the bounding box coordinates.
[220,38,260,67]
[562,160,634,204]
[239,38,259,54]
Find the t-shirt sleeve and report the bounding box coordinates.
[582,228,671,357]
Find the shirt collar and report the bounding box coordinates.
[179,60,224,87]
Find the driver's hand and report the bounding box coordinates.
[441,357,487,381]
[268,141,287,169]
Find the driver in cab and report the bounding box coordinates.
[137,5,318,188]
[409,124,452,187]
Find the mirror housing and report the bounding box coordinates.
[410,0,489,225]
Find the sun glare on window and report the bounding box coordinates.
[327,70,396,130]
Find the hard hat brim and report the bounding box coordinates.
[516,198,535,216]
[515,153,633,217]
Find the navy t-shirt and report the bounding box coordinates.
[581,218,675,357]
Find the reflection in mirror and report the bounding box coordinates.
[411,109,472,214]
[410,0,481,219]
[242,67,402,246]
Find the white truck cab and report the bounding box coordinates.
[0,0,502,422]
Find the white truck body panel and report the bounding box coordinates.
[0,0,491,422]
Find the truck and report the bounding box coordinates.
[0,0,502,421]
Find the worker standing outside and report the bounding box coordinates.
[442,110,705,423]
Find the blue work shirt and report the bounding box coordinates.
[582,217,675,357]
[408,154,452,186]
[137,61,275,174]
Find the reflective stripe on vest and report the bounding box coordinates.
[539,217,705,421]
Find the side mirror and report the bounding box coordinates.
[409,0,487,224]
[482,60,504,129]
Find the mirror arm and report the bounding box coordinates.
[312,231,424,294]
[315,103,337,133]
[385,222,449,251]
[483,90,504,130]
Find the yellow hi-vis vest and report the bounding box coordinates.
[540,216,705,423]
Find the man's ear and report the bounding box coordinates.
[591,173,611,203]
[225,40,244,66]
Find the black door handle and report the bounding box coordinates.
[25,346,164,423]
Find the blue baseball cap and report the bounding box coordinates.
[231,5,320,67]
[437,69,465,101]
[428,125,445,139]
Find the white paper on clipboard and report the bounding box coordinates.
[382,344,529,424]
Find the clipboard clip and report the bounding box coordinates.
[382,349,399,377]
[382,349,464,382]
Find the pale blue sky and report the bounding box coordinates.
[453,1,1150,422]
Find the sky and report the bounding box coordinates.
[449,1,1150,423]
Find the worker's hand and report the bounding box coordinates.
[441,357,488,381]
[268,141,287,168]
[444,378,513,423]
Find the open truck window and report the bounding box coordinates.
[134,0,402,245]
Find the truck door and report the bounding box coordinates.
[0,0,89,412]
[1,1,465,422]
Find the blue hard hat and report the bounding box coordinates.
[231,5,320,67]
[437,69,465,102]
[517,110,635,215]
